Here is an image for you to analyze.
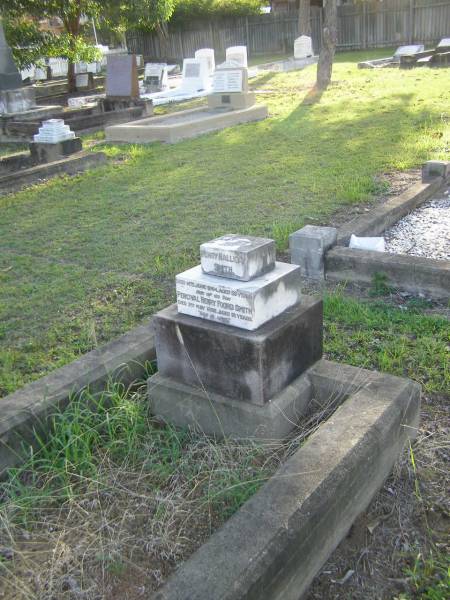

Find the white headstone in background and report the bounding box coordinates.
[180,57,210,92]
[213,69,243,93]
[144,62,169,91]
[393,44,425,60]
[195,48,215,75]
[437,38,450,48]
[226,46,248,68]
[21,66,35,81]
[34,66,47,81]
[48,58,68,77]
[75,62,88,74]
[294,36,313,59]
[33,119,76,143]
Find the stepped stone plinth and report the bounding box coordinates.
[148,234,323,438]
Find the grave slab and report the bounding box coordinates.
[153,297,322,405]
[176,261,301,330]
[105,104,268,144]
[200,234,275,280]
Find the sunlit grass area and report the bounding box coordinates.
[1,49,449,394]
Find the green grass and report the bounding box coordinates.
[324,291,449,394]
[0,49,449,395]
[0,380,277,597]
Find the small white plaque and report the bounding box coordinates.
[213,70,243,93]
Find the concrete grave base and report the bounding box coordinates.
[148,369,313,440]
[154,359,421,600]
[153,298,322,405]
[29,137,83,163]
[105,104,268,144]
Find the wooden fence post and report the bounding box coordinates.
[409,0,415,43]
[363,1,368,49]
[245,17,250,53]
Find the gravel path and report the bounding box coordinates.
[384,188,450,261]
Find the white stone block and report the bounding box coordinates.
[200,234,275,280]
[176,262,301,331]
[294,36,313,59]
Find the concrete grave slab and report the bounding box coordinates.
[105,104,268,144]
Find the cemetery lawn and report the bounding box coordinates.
[1,48,449,395]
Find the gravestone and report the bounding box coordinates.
[33,119,75,143]
[195,48,215,75]
[143,62,169,92]
[226,46,248,67]
[106,54,139,98]
[294,35,313,59]
[29,119,82,163]
[208,61,255,110]
[148,235,323,437]
[0,17,22,90]
[180,57,210,92]
[0,18,36,114]
[75,72,94,91]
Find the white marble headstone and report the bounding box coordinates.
[226,46,248,68]
[195,48,215,75]
[33,119,76,143]
[181,58,210,92]
[437,38,450,48]
[294,36,313,59]
[144,62,169,90]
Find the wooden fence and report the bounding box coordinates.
[127,0,450,61]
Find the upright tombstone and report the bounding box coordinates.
[105,54,139,99]
[143,62,169,92]
[148,235,323,438]
[226,46,248,67]
[208,60,255,110]
[180,57,210,92]
[29,119,82,163]
[0,17,35,114]
[195,48,215,75]
[294,35,313,59]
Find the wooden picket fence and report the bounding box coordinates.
[127,0,450,61]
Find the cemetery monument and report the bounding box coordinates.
[29,118,82,163]
[148,234,322,438]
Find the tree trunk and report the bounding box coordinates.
[298,0,312,36]
[156,21,170,61]
[67,60,76,93]
[316,0,337,90]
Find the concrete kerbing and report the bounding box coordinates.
[154,360,421,600]
[336,177,445,246]
[326,247,450,298]
[0,151,107,195]
[0,321,155,477]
